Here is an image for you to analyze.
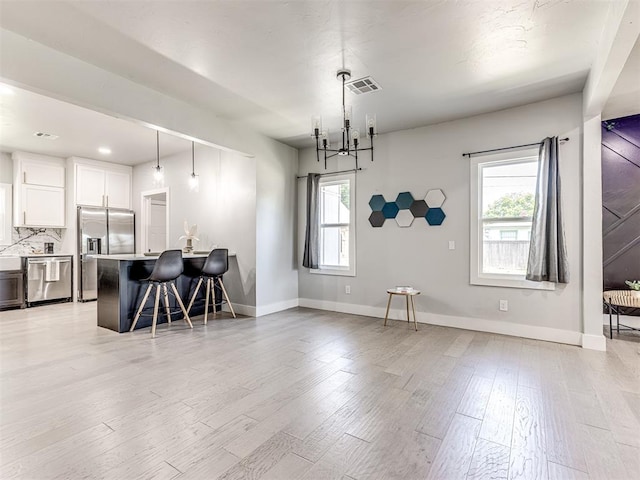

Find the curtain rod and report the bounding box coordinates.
[296,167,362,179]
[462,137,569,158]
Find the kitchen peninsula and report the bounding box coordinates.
[96,253,233,333]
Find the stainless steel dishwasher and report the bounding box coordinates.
[26,256,73,306]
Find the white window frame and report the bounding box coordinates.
[311,172,356,277]
[470,148,555,290]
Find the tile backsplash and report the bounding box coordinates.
[0,228,65,255]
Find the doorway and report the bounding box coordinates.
[141,188,169,254]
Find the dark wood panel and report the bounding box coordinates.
[601,115,640,317]
[601,147,640,216]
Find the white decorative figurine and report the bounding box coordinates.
[179,221,199,253]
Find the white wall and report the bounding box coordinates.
[0,152,12,183]
[298,94,585,345]
[255,137,299,315]
[133,146,258,309]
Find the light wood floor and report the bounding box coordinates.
[1,303,639,480]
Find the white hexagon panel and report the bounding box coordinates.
[395,209,414,228]
[424,189,446,208]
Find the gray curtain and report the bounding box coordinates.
[526,137,569,283]
[303,173,320,269]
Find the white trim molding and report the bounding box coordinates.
[299,298,583,347]
[255,298,299,317]
[581,334,606,351]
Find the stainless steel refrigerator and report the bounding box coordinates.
[77,206,135,301]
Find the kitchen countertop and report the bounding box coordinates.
[20,254,73,258]
[95,252,235,261]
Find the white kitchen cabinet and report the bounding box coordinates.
[12,152,66,228]
[76,164,131,209]
[21,185,66,227]
[105,170,131,209]
[21,160,65,188]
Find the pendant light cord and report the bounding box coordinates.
[191,141,195,175]
[156,130,160,168]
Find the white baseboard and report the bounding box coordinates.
[223,298,299,318]
[255,298,299,317]
[299,298,583,346]
[581,333,606,351]
[221,303,256,317]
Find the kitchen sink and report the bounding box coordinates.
[0,256,22,271]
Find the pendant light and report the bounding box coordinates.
[311,68,377,169]
[189,141,199,192]
[152,130,164,185]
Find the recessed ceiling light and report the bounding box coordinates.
[0,85,15,95]
[98,147,112,155]
[33,131,59,140]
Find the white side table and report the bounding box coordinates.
[384,287,420,331]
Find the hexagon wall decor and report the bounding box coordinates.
[382,202,399,219]
[425,189,446,208]
[426,207,446,225]
[410,200,428,218]
[369,194,386,212]
[395,192,414,210]
[369,211,385,227]
[368,189,447,228]
[395,209,414,227]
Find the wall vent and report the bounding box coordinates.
[33,132,59,140]
[346,76,382,95]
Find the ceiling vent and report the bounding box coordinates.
[33,131,59,140]
[346,76,382,95]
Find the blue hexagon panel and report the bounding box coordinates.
[426,207,446,226]
[382,202,399,219]
[369,211,385,227]
[395,192,414,210]
[369,194,386,212]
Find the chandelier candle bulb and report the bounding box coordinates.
[311,116,322,136]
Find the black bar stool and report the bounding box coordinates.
[129,249,193,337]
[187,248,236,323]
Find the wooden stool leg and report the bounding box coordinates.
[187,277,203,314]
[151,284,161,338]
[383,293,392,326]
[218,278,236,318]
[162,283,172,324]
[411,295,418,331]
[130,283,153,332]
[171,282,193,328]
[204,278,211,324]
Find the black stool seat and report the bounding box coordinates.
[130,249,193,337]
[147,249,184,282]
[187,248,236,322]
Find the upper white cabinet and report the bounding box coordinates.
[21,160,65,188]
[76,162,131,209]
[13,152,66,228]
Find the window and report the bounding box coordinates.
[312,173,356,276]
[470,148,554,290]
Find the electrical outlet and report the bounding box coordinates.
[345,285,351,294]
[448,240,455,250]
[499,300,508,311]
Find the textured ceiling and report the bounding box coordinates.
[0,0,623,154]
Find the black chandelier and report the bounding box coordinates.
[311,68,377,169]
